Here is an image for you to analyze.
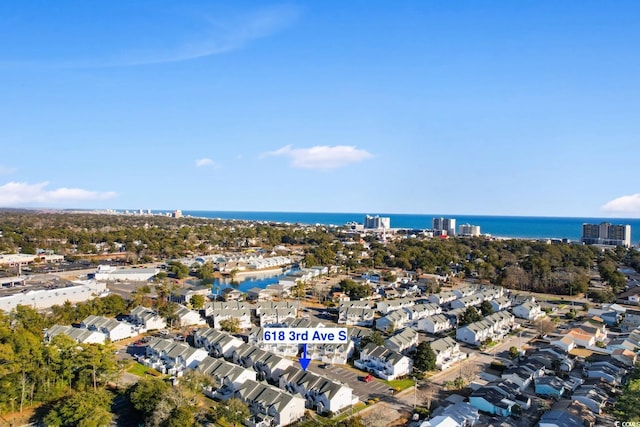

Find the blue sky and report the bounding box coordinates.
[1,1,639,217]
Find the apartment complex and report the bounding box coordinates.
[581,222,631,247]
[364,215,391,229]
[433,217,456,236]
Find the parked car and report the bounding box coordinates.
[363,374,373,383]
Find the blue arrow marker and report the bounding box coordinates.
[299,343,311,371]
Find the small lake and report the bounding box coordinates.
[197,268,297,294]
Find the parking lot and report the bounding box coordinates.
[307,364,393,402]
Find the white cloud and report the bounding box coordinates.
[601,193,640,215]
[195,158,219,168]
[0,181,117,206]
[0,165,16,175]
[264,145,373,169]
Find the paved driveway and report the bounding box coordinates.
[307,364,392,402]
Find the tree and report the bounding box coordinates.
[128,377,170,417]
[169,261,190,279]
[217,398,249,427]
[460,361,479,385]
[413,342,437,372]
[44,389,113,427]
[336,416,367,427]
[190,294,205,310]
[360,331,385,348]
[480,300,494,316]
[534,318,556,337]
[508,346,520,359]
[339,279,371,300]
[459,306,482,326]
[220,318,240,333]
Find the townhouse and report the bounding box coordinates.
[203,301,252,317]
[490,296,512,313]
[376,297,415,314]
[455,311,515,346]
[337,307,375,326]
[259,308,297,327]
[255,301,298,316]
[450,294,483,310]
[512,300,544,320]
[355,343,412,380]
[279,366,354,414]
[173,304,207,327]
[428,291,457,306]
[376,309,410,333]
[197,355,256,400]
[80,315,137,341]
[143,337,208,376]
[193,327,245,359]
[452,286,478,299]
[235,380,306,427]
[430,336,465,370]
[129,306,167,331]
[211,308,252,330]
[417,313,454,334]
[385,328,419,354]
[44,324,107,344]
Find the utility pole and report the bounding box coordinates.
[413,376,417,409]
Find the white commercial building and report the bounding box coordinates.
[0,280,107,312]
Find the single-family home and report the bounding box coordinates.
[572,385,609,414]
[417,314,454,334]
[538,400,596,427]
[469,387,516,417]
[247,287,272,301]
[550,335,576,353]
[221,288,244,301]
[621,308,640,331]
[512,300,543,320]
[355,343,412,380]
[421,402,479,427]
[534,376,570,399]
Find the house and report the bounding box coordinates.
[80,315,137,341]
[355,343,412,380]
[452,286,477,299]
[450,294,483,310]
[621,308,640,331]
[210,308,252,330]
[430,336,465,370]
[417,314,454,334]
[278,366,354,414]
[129,306,167,331]
[538,400,596,427]
[221,288,244,301]
[421,402,479,427]
[490,296,511,313]
[406,303,442,320]
[512,300,543,320]
[469,387,516,417]
[44,324,107,344]
[576,320,607,341]
[428,291,457,306]
[193,328,245,359]
[255,301,298,316]
[534,376,571,399]
[612,348,638,367]
[376,309,410,332]
[246,327,299,358]
[565,328,596,348]
[617,286,640,305]
[247,287,272,301]
[455,312,515,346]
[337,307,375,326]
[550,335,576,353]
[173,304,207,327]
[259,309,297,327]
[385,328,419,354]
[338,300,373,310]
[254,351,296,383]
[586,361,625,384]
[501,366,536,391]
[587,307,622,326]
[198,356,256,399]
[235,380,306,426]
[169,286,211,305]
[143,337,208,376]
[572,385,609,414]
[203,301,252,317]
[376,297,415,314]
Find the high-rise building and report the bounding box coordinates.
[173,210,183,219]
[433,217,456,236]
[364,215,391,229]
[459,224,481,237]
[581,222,631,247]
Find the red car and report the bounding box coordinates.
[363,374,373,383]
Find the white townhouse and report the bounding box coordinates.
[456,312,515,346]
[173,304,207,327]
[198,356,257,400]
[478,286,504,301]
[512,300,544,320]
[144,337,208,376]
[80,315,137,342]
[44,324,107,345]
[428,291,457,306]
[452,286,478,299]
[194,327,245,359]
[338,307,375,326]
[279,366,354,415]
[259,308,297,327]
[247,327,299,358]
[211,308,252,330]
[254,351,296,383]
[203,301,252,318]
[255,301,298,316]
[129,306,167,331]
[376,297,415,314]
[417,314,454,335]
[376,309,410,333]
[406,303,442,321]
[338,300,374,310]
[450,294,483,310]
[490,296,512,313]
[430,336,465,370]
[307,341,354,365]
[385,327,419,354]
[355,343,413,380]
[235,380,306,427]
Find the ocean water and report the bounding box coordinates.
[183,210,640,243]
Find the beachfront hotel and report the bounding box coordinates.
[433,217,456,236]
[581,222,631,247]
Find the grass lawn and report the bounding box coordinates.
[127,362,163,378]
[385,378,415,391]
